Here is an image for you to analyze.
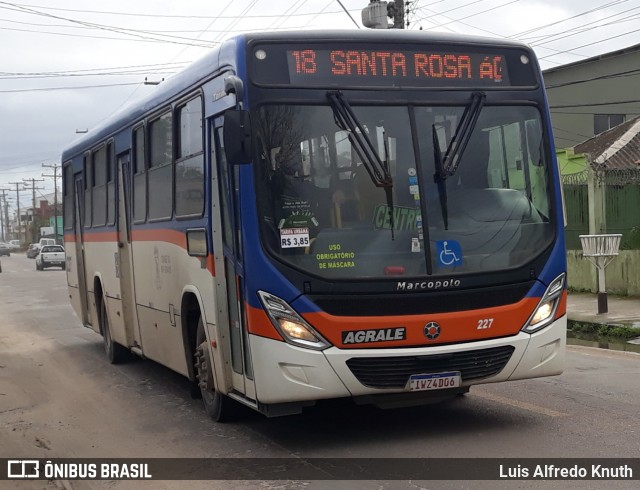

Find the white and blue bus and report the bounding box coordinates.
[63,30,566,421]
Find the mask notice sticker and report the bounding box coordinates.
[280,227,310,248]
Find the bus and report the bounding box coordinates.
[62,30,566,421]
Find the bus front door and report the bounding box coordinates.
[116,153,143,350]
[210,119,256,402]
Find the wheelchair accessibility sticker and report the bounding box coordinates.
[436,240,463,267]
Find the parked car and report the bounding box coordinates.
[36,245,66,270]
[0,242,11,256]
[8,240,21,250]
[26,243,40,259]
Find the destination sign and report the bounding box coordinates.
[251,44,537,89]
[288,49,507,86]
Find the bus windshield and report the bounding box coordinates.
[253,103,554,280]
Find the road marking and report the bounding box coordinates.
[473,390,568,417]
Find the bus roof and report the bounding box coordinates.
[61,30,532,161]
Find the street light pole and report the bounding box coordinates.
[8,182,23,244]
[43,163,62,244]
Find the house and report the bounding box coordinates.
[560,117,640,296]
[573,115,640,170]
[543,43,640,149]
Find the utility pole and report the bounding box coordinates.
[3,195,11,242]
[362,0,405,29]
[8,182,24,244]
[42,163,62,244]
[22,178,45,243]
[0,191,5,242]
[0,189,9,242]
[392,0,404,29]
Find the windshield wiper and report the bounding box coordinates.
[327,91,395,238]
[433,92,486,230]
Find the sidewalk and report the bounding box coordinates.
[567,292,640,327]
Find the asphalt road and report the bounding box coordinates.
[0,253,638,490]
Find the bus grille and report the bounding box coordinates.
[345,346,516,389]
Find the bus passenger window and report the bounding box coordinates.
[148,112,173,220]
[175,97,204,217]
[83,154,92,228]
[107,142,115,225]
[133,126,146,223]
[92,145,107,227]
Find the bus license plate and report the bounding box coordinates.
[408,372,461,392]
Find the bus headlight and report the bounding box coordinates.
[522,274,565,334]
[258,291,330,350]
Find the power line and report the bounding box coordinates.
[551,110,640,116]
[2,1,359,19]
[0,15,306,34]
[0,81,140,93]
[538,24,640,61]
[545,68,640,90]
[414,0,521,30]
[510,0,629,38]
[550,99,640,109]
[521,5,640,42]
[0,61,188,77]
[0,1,219,47]
[336,0,361,29]
[530,10,640,50]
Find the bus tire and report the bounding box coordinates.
[195,317,235,422]
[101,300,128,364]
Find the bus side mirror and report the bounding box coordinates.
[223,110,252,165]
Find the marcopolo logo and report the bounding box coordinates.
[397,279,461,291]
[7,460,39,479]
[342,327,406,345]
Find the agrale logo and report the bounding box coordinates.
[424,322,441,340]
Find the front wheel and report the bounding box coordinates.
[194,317,235,422]
[101,299,128,364]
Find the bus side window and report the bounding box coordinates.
[175,97,204,218]
[83,154,92,228]
[107,142,115,226]
[148,111,173,221]
[133,126,146,223]
[92,145,107,227]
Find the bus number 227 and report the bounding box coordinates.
[477,318,493,330]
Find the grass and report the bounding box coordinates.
[568,319,640,339]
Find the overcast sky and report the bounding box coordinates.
[1,0,639,211]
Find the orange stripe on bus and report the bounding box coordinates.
[63,230,216,275]
[301,297,541,349]
[245,304,284,342]
[83,231,118,242]
[205,255,215,276]
[131,229,187,249]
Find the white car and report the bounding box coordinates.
[36,245,66,270]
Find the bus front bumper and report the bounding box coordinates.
[249,316,566,405]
